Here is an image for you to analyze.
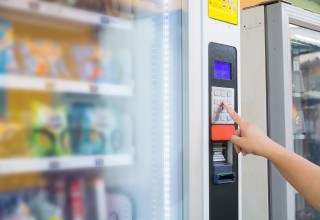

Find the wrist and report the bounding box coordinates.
[263,141,283,161]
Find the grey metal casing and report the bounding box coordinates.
[241,6,269,220]
[267,3,320,220]
[182,0,203,219]
[243,2,320,220]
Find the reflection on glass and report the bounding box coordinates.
[291,25,320,220]
[0,1,183,219]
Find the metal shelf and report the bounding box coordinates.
[302,91,320,106]
[293,91,320,98]
[292,92,303,98]
[0,154,133,175]
[0,75,134,96]
[0,0,133,30]
[293,134,306,140]
[304,91,320,99]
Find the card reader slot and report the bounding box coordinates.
[212,162,235,185]
[215,172,235,184]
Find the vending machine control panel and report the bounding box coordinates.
[208,42,238,220]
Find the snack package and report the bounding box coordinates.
[47,41,69,79]
[71,44,102,82]
[68,103,105,155]
[0,195,35,220]
[100,49,122,83]
[106,193,133,220]
[18,39,71,79]
[115,48,132,84]
[0,173,43,192]
[0,194,19,219]
[68,103,132,155]
[0,19,18,73]
[292,103,306,134]
[4,200,36,220]
[85,177,107,220]
[28,182,63,220]
[0,122,30,158]
[17,39,50,76]
[69,178,86,220]
[31,102,72,157]
[54,176,67,220]
[87,108,122,153]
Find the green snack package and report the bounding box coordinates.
[31,101,72,157]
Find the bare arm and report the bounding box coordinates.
[223,102,320,211]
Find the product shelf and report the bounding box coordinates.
[292,92,303,98]
[0,0,133,30]
[304,91,320,99]
[293,134,306,140]
[0,154,133,175]
[0,75,134,96]
[302,91,320,106]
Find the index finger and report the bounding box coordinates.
[223,102,246,126]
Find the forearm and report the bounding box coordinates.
[266,142,320,211]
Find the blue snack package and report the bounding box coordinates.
[0,19,18,73]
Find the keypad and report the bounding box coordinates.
[211,86,235,124]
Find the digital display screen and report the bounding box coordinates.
[214,61,231,80]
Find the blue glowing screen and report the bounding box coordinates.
[214,61,231,80]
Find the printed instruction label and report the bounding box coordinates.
[208,0,238,25]
[213,145,227,162]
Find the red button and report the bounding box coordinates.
[211,125,235,141]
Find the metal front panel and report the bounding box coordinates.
[182,0,203,219]
[202,0,241,219]
[266,2,320,220]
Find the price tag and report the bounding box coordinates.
[49,161,60,170]
[29,1,40,11]
[90,85,99,93]
[95,158,104,167]
[101,16,110,24]
[45,81,55,90]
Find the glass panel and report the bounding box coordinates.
[0,0,183,220]
[291,25,320,220]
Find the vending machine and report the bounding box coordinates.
[0,0,241,219]
[242,1,320,220]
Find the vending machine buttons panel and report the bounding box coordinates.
[211,86,234,124]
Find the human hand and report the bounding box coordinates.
[223,102,274,158]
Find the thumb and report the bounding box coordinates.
[230,134,243,147]
[234,145,241,154]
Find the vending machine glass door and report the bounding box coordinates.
[290,25,320,219]
[0,1,183,220]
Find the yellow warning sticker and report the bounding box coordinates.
[208,0,238,25]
